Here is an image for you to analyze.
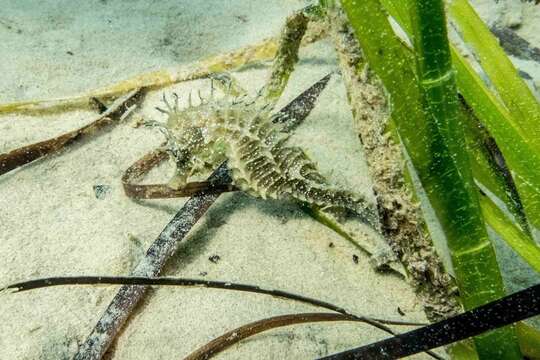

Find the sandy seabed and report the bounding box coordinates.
[0,1,538,359]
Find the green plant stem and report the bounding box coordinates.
[339,0,522,357]
[452,50,540,233]
[459,103,534,240]
[339,0,540,356]
[449,0,540,151]
[479,193,540,273]
[408,1,521,357]
[450,323,540,360]
[381,0,540,232]
[517,323,540,360]
[346,0,540,271]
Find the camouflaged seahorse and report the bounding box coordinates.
[153,86,376,222]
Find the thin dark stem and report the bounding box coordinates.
[4,275,441,359]
[318,283,540,360]
[3,275,425,329]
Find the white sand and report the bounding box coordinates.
[0,1,430,359]
[0,1,538,359]
[470,0,540,98]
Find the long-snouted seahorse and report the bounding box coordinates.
[153,87,377,225]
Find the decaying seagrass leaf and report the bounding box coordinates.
[0,89,143,176]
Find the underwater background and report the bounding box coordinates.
[0,0,539,359]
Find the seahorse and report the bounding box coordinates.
[153,86,376,224]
